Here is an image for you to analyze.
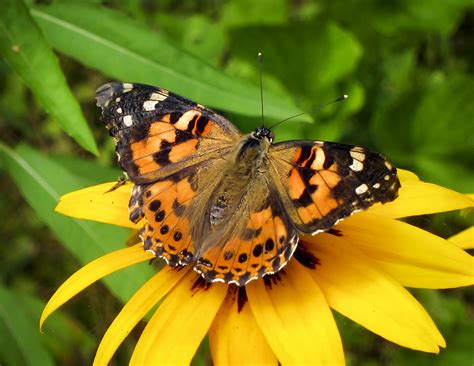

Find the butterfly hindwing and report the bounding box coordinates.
[194,181,298,286]
[139,177,196,266]
[269,141,400,234]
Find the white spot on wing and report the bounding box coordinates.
[150,92,168,101]
[385,161,393,170]
[350,151,366,161]
[349,160,364,171]
[122,83,133,92]
[310,148,326,169]
[355,184,368,195]
[175,110,199,130]
[373,183,381,189]
[116,107,122,114]
[143,101,157,111]
[384,175,390,181]
[123,115,133,127]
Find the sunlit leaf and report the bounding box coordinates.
[30,3,307,124]
[0,0,98,155]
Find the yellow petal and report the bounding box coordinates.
[334,214,474,288]
[368,178,474,219]
[448,227,474,249]
[308,234,445,352]
[40,244,153,330]
[93,267,190,366]
[209,288,277,366]
[398,168,420,182]
[247,260,344,366]
[55,182,139,229]
[130,270,227,365]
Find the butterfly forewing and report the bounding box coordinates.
[96,82,239,183]
[269,140,400,234]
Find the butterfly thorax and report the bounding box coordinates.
[208,128,273,228]
[236,127,273,168]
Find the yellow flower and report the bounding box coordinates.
[41,169,474,365]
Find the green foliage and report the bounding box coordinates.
[0,0,472,364]
[0,0,98,155]
[31,2,306,122]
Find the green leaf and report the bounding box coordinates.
[414,155,474,194]
[373,0,470,36]
[229,21,362,104]
[0,0,98,155]
[0,143,154,305]
[30,3,308,123]
[227,21,362,141]
[51,154,121,186]
[411,73,474,157]
[0,287,55,366]
[371,71,474,192]
[156,14,227,67]
[220,0,288,27]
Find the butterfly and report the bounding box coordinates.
[96,82,400,286]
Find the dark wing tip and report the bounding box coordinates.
[95,82,124,109]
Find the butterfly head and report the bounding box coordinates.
[236,127,273,164]
[252,126,274,143]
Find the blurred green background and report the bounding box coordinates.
[0,0,473,365]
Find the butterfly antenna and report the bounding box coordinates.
[258,52,265,127]
[268,94,348,130]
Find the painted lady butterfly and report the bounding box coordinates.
[96,82,400,286]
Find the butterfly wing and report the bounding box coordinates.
[97,82,240,265]
[193,176,299,286]
[269,140,400,234]
[96,82,240,184]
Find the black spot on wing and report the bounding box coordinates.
[195,116,209,134]
[295,144,312,165]
[153,140,172,165]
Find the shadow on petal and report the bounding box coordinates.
[247,261,344,365]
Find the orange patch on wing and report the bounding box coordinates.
[288,169,306,199]
[148,119,176,143]
[130,116,174,159]
[145,180,174,198]
[318,169,341,188]
[310,173,339,215]
[213,242,237,273]
[200,247,222,271]
[134,156,160,174]
[303,202,323,221]
[250,208,272,229]
[176,179,197,203]
[169,139,199,163]
[297,206,314,223]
